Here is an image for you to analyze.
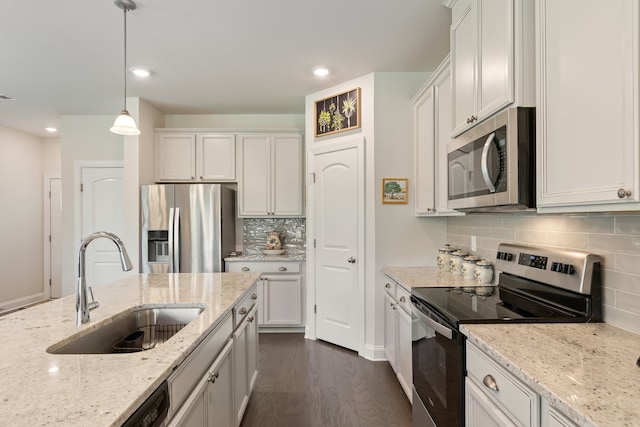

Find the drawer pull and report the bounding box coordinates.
[251,293,257,299]
[279,266,287,271]
[399,296,406,303]
[238,307,247,315]
[241,266,250,272]
[385,283,391,289]
[248,316,254,323]
[483,374,499,391]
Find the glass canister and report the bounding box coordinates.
[449,250,468,276]
[474,260,494,284]
[461,256,480,280]
[437,245,455,270]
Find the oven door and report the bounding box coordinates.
[411,296,465,427]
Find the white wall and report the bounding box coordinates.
[164,114,304,129]
[0,127,46,308]
[60,115,123,296]
[304,72,447,360]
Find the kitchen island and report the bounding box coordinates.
[0,272,260,426]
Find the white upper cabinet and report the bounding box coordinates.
[449,0,534,136]
[536,0,640,212]
[237,132,304,217]
[155,131,236,182]
[413,55,464,217]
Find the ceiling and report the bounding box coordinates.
[0,0,451,138]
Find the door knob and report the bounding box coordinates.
[347,257,356,263]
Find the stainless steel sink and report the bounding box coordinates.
[47,305,205,355]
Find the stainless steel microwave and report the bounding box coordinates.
[447,107,536,211]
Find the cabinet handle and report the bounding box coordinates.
[251,293,257,299]
[241,266,250,272]
[248,316,254,323]
[385,283,391,289]
[467,117,472,124]
[399,296,406,303]
[279,266,287,271]
[239,307,247,315]
[347,257,356,263]
[617,188,632,198]
[482,374,499,391]
[208,371,219,383]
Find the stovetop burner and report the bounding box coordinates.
[411,243,602,327]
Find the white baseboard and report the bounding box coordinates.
[362,343,387,361]
[0,293,47,315]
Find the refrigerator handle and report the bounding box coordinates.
[173,208,181,273]
[168,208,175,273]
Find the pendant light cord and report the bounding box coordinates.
[123,8,128,111]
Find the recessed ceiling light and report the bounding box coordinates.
[130,67,151,77]
[45,127,58,133]
[313,67,330,77]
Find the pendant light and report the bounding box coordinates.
[110,0,140,135]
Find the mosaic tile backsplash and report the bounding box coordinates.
[243,218,306,259]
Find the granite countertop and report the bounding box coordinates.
[382,266,496,289]
[462,323,640,427]
[225,254,305,262]
[0,272,260,426]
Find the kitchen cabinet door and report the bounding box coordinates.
[155,133,197,182]
[395,303,413,402]
[449,0,534,136]
[451,0,477,135]
[262,274,302,326]
[413,56,464,217]
[536,0,640,212]
[197,134,236,181]
[233,305,258,427]
[237,133,304,217]
[383,292,397,372]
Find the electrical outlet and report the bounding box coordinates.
[471,235,477,252]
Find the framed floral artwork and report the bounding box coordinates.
[315,88,361,137]
[382,178,408,204]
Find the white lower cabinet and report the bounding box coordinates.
[382,277,412,402]
[168,340,234,427]
[167,285,258,427]
[466,341,578,427]
[233,305,257,426]
[227,261,305,330]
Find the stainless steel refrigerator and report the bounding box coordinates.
[141,184,236,273]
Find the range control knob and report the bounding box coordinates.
[562,264,575,275]
[496,251,514,261]
[551,262,561,272]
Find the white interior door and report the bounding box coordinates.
[81,167,126,288]
[313,143,362,351]
[47,177,62,298]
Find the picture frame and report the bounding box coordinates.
[382,178,408,204]
[315,87,361,137]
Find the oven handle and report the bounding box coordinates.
[481,132,497,193]
[411,302,454,340]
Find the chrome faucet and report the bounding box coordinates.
[76,231,133,325]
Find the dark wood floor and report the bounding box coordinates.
[240,333,412,427]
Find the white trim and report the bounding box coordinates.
[0,293,46,314]
[306,137,366,356]
[43,173,61,299]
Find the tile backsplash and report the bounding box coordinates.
[447,213,640,335]
[242,218,306,258]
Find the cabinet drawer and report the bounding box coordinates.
[227,261,301,274]
[383,278,396,299]
[466,343,539,427]
[234,286,258,327]
[168,311,232,416]
[396,285,411,314]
